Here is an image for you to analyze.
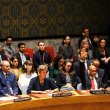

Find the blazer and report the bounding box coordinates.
[97,69,108,88]
[58,44,74,60]
[0,71,18,96]
[74,60,91,88]
[84,70,103,90]
[33,50,52,69]
[15,52,30,67]
[56,72,81,89]
[74,60,91,77]
[0,53,8,61]
[27,76,58,94]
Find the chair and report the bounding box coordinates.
[45,46,55,61]
[24,48,34,60]
[77,83,82,90]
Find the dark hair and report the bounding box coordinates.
[18,42,25,48]
[62,35,71,45]
[37,41,45,46]
[98,38,107,46]
[53,54,64,69]
[22,60,34,73]
[10,56,20,68]
[62,59,73,73]
[79,47,87,55]
[6,36,13,41]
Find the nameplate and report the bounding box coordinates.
[13,97,32,102]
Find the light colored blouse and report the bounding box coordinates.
[18,73,37,94]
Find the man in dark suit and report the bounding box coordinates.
[84,65,103,90]
[0,60,18,96]
[33,41,52,70]
[91,59,108,88]
[15,43,30,68]
[78,28,92,49]
[74,48,91,89]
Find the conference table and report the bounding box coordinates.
[0,90,110,110]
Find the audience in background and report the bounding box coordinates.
[49,54,64,81]
[78,28,92,49]
[0,28,110,96]
[0,45,8,63]
[91,34,100,50]
[93,38,110,83]
[10,56,23,81]
[18,60,37,94]
[3,36,15,60]
[33,41,52,70]
[58,35,74,61]
[15,43,30,68]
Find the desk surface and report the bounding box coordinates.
[0,90,110,110]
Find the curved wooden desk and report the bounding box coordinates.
[0,91,110,110]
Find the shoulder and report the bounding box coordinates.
[15,52,20,56]
[98,68,104,73]
[45,78,55,82]
[30,76,38,81]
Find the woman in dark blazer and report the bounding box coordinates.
[56,59,81,90]
[27,65,58,94]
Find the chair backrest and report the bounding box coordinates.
[24,48,34,60]
[45,46,55,61]
[77,83,82,90]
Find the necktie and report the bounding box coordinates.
[5,75,13,95]
[91,77,95,90]
[22,53,26,65]
[9,46,14,55]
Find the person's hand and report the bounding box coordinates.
[104,58,109,63]
[101,57,106,61]
[106,87,110,91]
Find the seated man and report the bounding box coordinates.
[27,65,58,94]
[74,48,91,89]
[15,43,30,68]
[84,65,103,90]
[91,59,107,88]
[0,61,18,96]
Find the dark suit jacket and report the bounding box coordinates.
[97,69,107,88]
[27,76,57,94]
[74,60,91,88]
[0,53,8,61]
[58,44,74,60]
[84,70,102,90]
[56,72,81,89]
[33,50,52,69]
[0,71,18,96]
[15,52,30,67]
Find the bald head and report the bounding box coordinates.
[89,65,97,77]
[1,60,10,73]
